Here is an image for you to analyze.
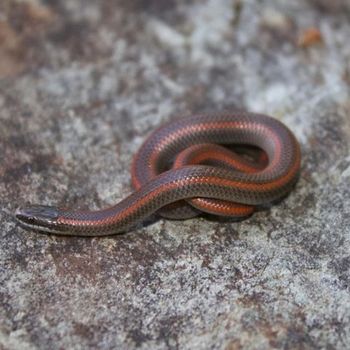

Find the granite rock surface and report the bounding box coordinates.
[1,0,350,349]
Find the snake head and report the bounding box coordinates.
[15,205,61,233]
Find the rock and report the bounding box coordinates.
[1,0,350,349]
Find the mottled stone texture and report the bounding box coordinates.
[0,0,350,349]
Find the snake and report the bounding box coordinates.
[15,112,301,236]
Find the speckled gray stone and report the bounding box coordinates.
[1,0,350,349]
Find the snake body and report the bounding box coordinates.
[15,112,301,236]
